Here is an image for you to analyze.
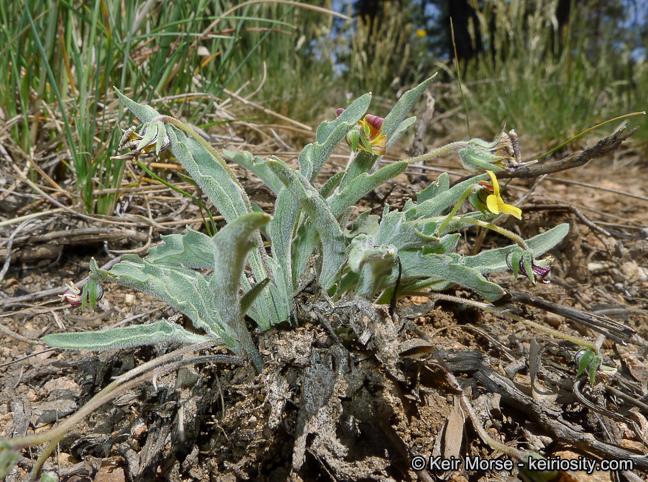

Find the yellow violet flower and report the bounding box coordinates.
[357,114,387,156]
[336,109,387,156]
[485,171,522,219]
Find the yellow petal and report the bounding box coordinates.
[486,170,500,196]
[498,202,522,219]
[486,194,500,214]
[370,134,387,156]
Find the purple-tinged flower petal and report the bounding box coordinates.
[519,257,554,284]
[59,282,83,307]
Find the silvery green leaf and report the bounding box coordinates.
[356,251,398,297]
[290,161,408,278]
[348,235,377,273]
[409,173,489,219]
[464,223,569,274]
[320,171,345,198]
[209,212,271,325]
[422,233,461,254]
[208,211,272,371]
[267,160,345,290]
[316,93,371,143]
[339,150,376,190]
[147,227,215,269]
[44,320,213,351]
[380,251,506,302]
[346,210,380,238]
[265,256,292,318]
[386,116,416,150]
[291,221,321,285]
[328,161,408,217]
[168,128,247,223]
[241,278,271,316]
[417,172,450,204]
[269,189,301,294]
[91,256,236,345]
[377,210,458,251]
[377,210,430,250]
[115,88,161,123]
[223,149,285,195]
[168,128,278,329]
[348,235,398,297]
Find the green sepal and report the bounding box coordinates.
[521,250,535,283]
[509,246,524,279]
[576,349,602,385]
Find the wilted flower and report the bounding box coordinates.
[60,282,83,307]
[507,250,554,285]
[459,129,534,173]
[336,109,387,156]
[118,122,170,156]
[521,257,553,284]
[59,281,104,309]
[471,170,522,219]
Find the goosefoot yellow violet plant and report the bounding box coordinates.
[1,75,588,479]
[42,75,573,366]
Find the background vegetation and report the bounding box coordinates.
[1,0,646,215]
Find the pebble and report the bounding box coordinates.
[587,262,607,274]
[620,261,639,282]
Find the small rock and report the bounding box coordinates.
[637,266,648,282]
[94,466,126,482]
[43,376,81,397]
[620,261,639,282]
[31,399,77,427]
[587,262,607,274]
[545,313,562,328]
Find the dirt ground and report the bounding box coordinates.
[1,127,647,481]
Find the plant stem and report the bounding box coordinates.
[428,293,599,353]
[436,185,475,235]
[404,141,468,165]
[447,216,529,249]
